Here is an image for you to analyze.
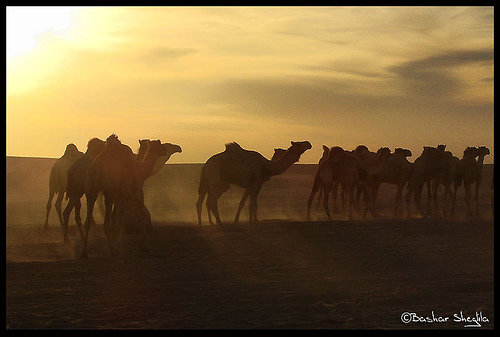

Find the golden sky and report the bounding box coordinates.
[6,6,494,163]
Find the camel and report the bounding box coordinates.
[431,148,463,217]
[370,148,413,217]
[405,146,451,218]
[80,135,167,257]
[61,138,106,242]
[44,143,84,229]
[196,141,312,227]
[462,146,490,217]
[230,147,289,225]
[307,145,331,215]
[309,146,391,220]
[61,138,153,242]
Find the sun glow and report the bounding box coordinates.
[6,7,81,62]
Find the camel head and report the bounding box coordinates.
[422,146,440,157]
[478,146,490,157]
[138,139,150,151]
[376,147,391,160]
[271,148,287,161]
[354,145,370,154]
[394,148,412,158]
[163,143,182,156]
[463,146,480,159]
[147,143,182,176]
[290,141,312,154]
[327,146,346,162]
[147,140,168,158]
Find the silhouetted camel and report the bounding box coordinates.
[81,134,167,257]
[44,143,84,229]
[370,148,413,217]
[231,147,288,225]
[310,146,391,220]
[307,145,331,215]
[462,146,490,217]
[429,147,463,216]
[196,141,312,227]
[406,146,451,218]
[61,138,106,242]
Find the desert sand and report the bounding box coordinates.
[6,156,494,329]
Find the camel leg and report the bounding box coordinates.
[81,192,98,258]
[394,184,404,217]
[347,187,357,220]
[206,202,215,225]
[62,197,75,243]
[340,184,347,213]
[316,187,323,211]
[333,182,340,214]
[464,182,473,217]
[55,191,65,227]
[234,189,249,225]
[362,184,376,219]
[74,198,84,241]
[371,182,381,216]
[102,197,118,256]
[139,205,152,252]
[450,184,458,217]
[425,180,432,215]
[322,183,333,221]
[248,185,262,227]
[405,182,414,218]
[44,189,55,229]
[207,191,223,226]
[307,175,321,220]
[196,189,206,227]
[474,181,481,217]
[443,183,451,216]
[414,181,426,217]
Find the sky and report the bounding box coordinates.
[6,6,494,164]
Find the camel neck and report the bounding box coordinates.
[267,151,300,176]
[477,155,487,166]
[138,154,159,180]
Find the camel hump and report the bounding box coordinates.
[394,148,412,157]
[327,146,346,160]
[224,142,243,153]
[63,143,79,156]
[106,134,121,148]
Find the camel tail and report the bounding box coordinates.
[196,165,208,227]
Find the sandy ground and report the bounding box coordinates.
[6,157,494,329]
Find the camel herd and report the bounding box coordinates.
[44,134,182,257]
[306,144,490,222]
[43,134,491,257]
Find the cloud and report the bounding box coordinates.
[388,48,494,98]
